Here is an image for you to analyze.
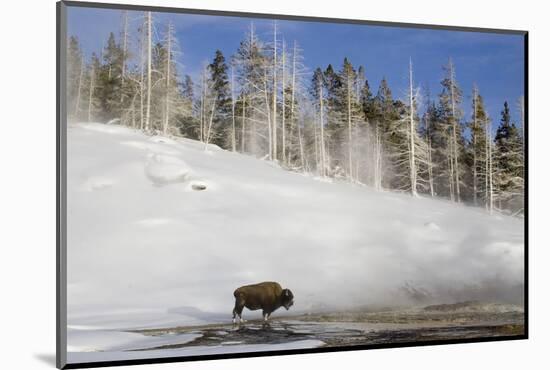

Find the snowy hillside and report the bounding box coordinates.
[67,123,524,353]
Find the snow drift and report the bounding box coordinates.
[67,123,524,334]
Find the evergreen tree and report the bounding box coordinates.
[466,86,489,206]
[181,75,194,102]
[176,75,198,139]
[85,53,101,122]
[494,101,524,212]
[67,36,84,121]
[438,59,465,202]
[95,32,124,122]
[208,50,232,148]
[374,78,400,188]
[360,79,375,123]
[323,64,341,112]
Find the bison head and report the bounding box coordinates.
[282,289,294,310]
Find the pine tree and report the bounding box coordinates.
[208,50,232,148]
[494,101,524,213]
[336,58,363,181]
[86,53,101,122]
[96,32,124,122]
[176,75,198,138]
[67,36,84,121]
[360,78,374,122]
[466,86,489,206]
[374,78,400,188]
[438,58,465,202]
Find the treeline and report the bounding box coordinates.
[66,11,525,215]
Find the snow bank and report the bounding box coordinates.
[145,153,191,185]
[67,123,524,350]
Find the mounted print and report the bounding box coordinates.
[57,1,528,368]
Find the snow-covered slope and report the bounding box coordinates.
[67,123,524,334]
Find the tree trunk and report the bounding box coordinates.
[144,11,152,132]
[120,10,128,106]
[200,68,206,142]
[162,22,172,136]
[409,59,418,196]
[231,66,236,152]
[290,41,297,167]
[450,61,460,202]
[487,119,494,214]
[74,55,84,118]
[281,42,286,164]
[272,22,278,161]
[241,96,246,152]
[204,97,217,150]
[347,78,353,181]
[319,83,326,177]
[298,122,305,172]
[87,63,95,122]
[473,88,478,206]
[264,68,272,159]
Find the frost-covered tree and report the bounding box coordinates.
[157,22,187,136]
[232,23,270,156]
[335,58,364,181]
[384,60,430,195]
[310,68,328,177]
[420,100,438,197]
[285,41,309,171]
[144,12,153,131]
[66,11,525,215]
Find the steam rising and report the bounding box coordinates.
[67,123,523,328]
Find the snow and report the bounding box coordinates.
[67,328,200,352]
[66,122,524,359]
[67,339,325,363]
[144,153,191,185]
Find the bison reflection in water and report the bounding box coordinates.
[232,281,294,323]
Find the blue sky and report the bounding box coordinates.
[67,6,525,128]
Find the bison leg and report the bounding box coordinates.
[233,296,245,324]
[262,311,271,322]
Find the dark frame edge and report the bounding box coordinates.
[523,32,529,339]
[57,1,68,369]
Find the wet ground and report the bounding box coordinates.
[128,303,524,352]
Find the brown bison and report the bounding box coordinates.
[232,281,294,323]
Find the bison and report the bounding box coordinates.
[232,281,294,323]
